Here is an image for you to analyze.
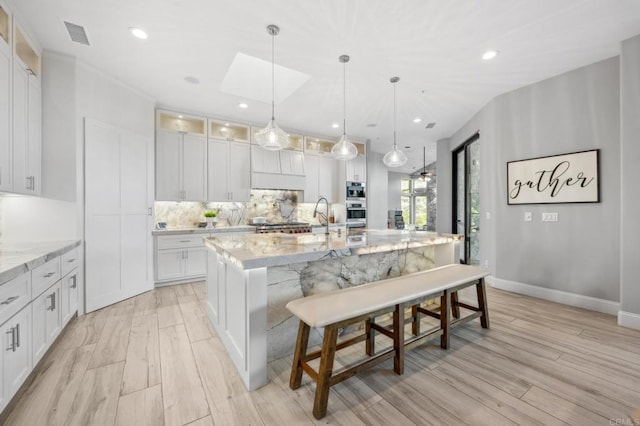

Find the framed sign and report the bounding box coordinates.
[507,149,600,205]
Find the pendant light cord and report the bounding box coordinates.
[343,60,347,136]
[271,32,275,121]
[393,80,397,149]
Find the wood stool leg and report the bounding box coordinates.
[411,304,420,336]
[440,290,451,349]
[290,320,311,390]
[451,291,461,319]
[365,317,375,356]
[313,325,339,420]
[476,278,490,329]
[393,303,405,375]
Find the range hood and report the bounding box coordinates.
[251,146,306,190]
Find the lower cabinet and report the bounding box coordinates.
[155,234,208,284]
[60,270,79,327]
[32,281,61,366]
[0,305,32,411]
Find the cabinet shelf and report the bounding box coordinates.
[158,111,206,135]
[14,26,39,77]
[210,120,249,142]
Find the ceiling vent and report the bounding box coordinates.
[425,122,436,129]
[64,21,90,46]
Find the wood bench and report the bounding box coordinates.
[286,263,490,419]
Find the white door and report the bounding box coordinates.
[228,141,250,201]
[208,139,228,201]
[0,48,10,192]
[85,119,153,312]
[182,134,207,201]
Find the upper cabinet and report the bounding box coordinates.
[155,110,207,201]
[0,3,10,192]
[210,120,249,142]
[207,119,251,202]
[345,142,366,182]
[11,21,41,195]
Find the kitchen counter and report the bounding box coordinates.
[0,240,82,285]
[151,225,254,236]
[205,229,462,269]
[205,229,462,390]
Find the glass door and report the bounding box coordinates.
[453,134,480,265]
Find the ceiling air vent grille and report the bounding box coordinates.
[425,122,436,129]
[64,21,90,46]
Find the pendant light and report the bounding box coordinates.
[419,146,433,181]
[255,24,290,151]
[331,55,358,161]
[383,76,408,167]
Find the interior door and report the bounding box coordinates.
[85,119,153,312]
[453,133,480,265]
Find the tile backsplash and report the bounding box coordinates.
[154,190,343,228]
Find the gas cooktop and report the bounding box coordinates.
[249,222,312,234]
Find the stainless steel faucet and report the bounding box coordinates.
[313,196,330,235]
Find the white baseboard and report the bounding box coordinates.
[486,276,620,316]
[618,311,640,330]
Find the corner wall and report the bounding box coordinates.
[619,34,640,328]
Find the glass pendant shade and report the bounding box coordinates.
[257,24,289,151]
[383,76,407,168]
[331,134,358,160]
[255,118,289,150]
[383,146,408,167]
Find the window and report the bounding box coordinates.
[400,177,435,230]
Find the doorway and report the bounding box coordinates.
[452,133,480,265]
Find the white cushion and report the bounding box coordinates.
[286,264,489,328]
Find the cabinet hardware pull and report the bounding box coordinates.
[148,207,153,216]
[44,272,55,278]
[71,275,77,289]
[16,323,20,348]
[47,293,56,311]
[1,296,19,305]
[6,327,15,352]
[26,68,36,76]
[67,258,76,263]
[179,240,190,243]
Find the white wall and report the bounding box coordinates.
[442,57,620,307]
[620,35,640,327]
[387,172,405,212]
[0,195,77,243]
[435,138,452,233]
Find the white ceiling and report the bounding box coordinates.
[9,0,640,173]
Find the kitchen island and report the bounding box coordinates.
[204,229,462,390]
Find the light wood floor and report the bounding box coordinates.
[2,282,640,425]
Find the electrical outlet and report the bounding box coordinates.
[524,212,532,222]
[542,212,558,222]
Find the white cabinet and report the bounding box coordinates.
[346,154,366,183]
[31,281,61,365]
[251,146,306,190]
[0,5,10,192]
[280,150,305,175]
[1,305,31,411]
[156,129,206,201]
[11,23,41,195]
[251,147,281,174]
[155,234,208,284]
[208,138,250,202]
[304,154,339,203]
[60,270,79,326]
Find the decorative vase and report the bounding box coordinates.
[206,217,217,229]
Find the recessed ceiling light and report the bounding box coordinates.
[238,102,248,109]
[129,27,148,40]
[331,123,340,129]
[413,118,422,123]
[482,50,499,60]
[184,76,200,85]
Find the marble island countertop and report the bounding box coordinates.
[0,240,82,285]
[152,225,255,235]
[205,229,462,269]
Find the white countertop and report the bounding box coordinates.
[205,229,462,269]
[0,240,82,285]
[152,225,255,236]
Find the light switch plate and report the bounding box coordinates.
[542,212,558,222]
[524,212,532,222]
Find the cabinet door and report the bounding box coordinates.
[2,306,31,403]
[11,63,28,194]
[304,154,319,203]
[228,141,250,201]
[318,156,338,202]
[182,134,207,201]
[61,271,79,326]
[45,282,61,345]
[31,286,49,365]
[26,74,41,195]
[184,247,207,277]
[0,48,10,192]
[207,139,228,201]
[346,155,366,182]
[156,130,183,200]
[156,249,185,281]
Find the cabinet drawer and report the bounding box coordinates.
[31,256,61,298]
[0,273,31,325]
[61,247,80,277]
[157,234,206,249]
